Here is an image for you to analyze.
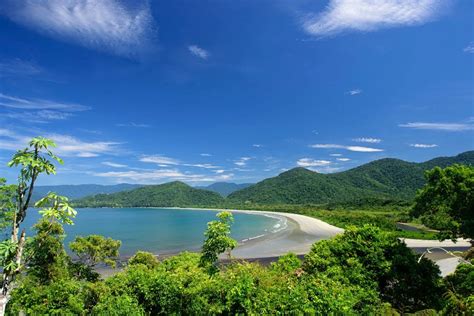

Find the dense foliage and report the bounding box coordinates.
[74,181,225,208]
[5,225,456,315]
[411,164,474,241]
[228,151,474,205]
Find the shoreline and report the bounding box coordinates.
[79,206,471,260]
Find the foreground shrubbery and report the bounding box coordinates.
[6,225,473,315]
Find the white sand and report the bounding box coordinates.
[173,207,471,259]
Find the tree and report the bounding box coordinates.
[70,235,121,269]
[303,225,444,313]
[411,164,474,241]
[0,137,68,315]
[199,211,237,273]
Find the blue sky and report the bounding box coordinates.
[0,0,473,185]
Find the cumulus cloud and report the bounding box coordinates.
[410,144,438,148]
[399,122,474,131]
[297,158,331,167]
[353,137,381,143]
[336,157,351,161]
[310,144,384,152]
[303,0,447,37]
[188,45,209,59]
[0,0,156,58]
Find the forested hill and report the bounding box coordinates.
[227,151,474,205]
[73,181,224,208]
[74,151,473,207]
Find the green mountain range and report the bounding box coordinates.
[228,151,474,205]
[74,181,224,208]
[195,182,253,197]
[74,151,473,208]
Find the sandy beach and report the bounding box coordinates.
[172,207,471,259]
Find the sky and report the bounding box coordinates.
[0,0,473,185]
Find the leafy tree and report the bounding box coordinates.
[411,164,474,241]
[128,251,159,269]
[0,137,67,314]
[303,225,444,313]
[70,235,121,269]
[442,261,474,314]
[199,211,237,273]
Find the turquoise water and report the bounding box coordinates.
[20,208,283,256]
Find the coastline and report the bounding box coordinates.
[169,207,344,258]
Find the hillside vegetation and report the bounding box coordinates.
[73,151,473,209]
[228,151,474,205]
[74,181,224,208]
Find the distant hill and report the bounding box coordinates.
[33,183,143,201]
[227,151,474,205]
[195,182,253,197]
[73,181,224,208]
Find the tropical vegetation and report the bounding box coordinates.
[1,138,473,314]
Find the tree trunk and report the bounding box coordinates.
[0,294,8,316]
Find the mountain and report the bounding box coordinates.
[227,151,474,205]
[73,181,225,208]
[33,184,143,201]
[195,182,253,197]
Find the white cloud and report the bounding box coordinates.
[234,157,251,167]
[410,144,438,148]
[200,153,212,157]
[464,42,474,53]
[1,0,156,58]
[140,155,220,169]
[252,144,263,148]
[353,137,381,143]
[140,155,179,165]
[214,169,225,174]
[399,122,474,131]
[346,89,362,95]
[188,45,209,59]
[94,168,234,184]
[297,158,331,167]
[310,144,384,152]
[0,93,89,111]
[0,129,120,158]
[48,134,120,157]
[102,161,128,168]
[303,0,447,37]
[337,157,351,161]
[330,153,342,157]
